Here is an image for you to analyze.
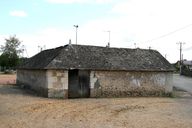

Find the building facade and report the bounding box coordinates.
[17,44,174,98]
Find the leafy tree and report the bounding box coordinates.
[0,54,9,70]
[1,35,22,55]
[0,35,23,70]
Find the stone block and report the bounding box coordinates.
[48,89,67,98]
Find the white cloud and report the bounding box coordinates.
[9,10,27,17]
[16,27,73,57]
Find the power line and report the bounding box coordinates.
[144,24,192,44]
[183,46,192,51]
[176,42,185,74]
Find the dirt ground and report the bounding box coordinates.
[0,84,192,128]
[0,74,16,85]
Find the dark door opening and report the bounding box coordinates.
[68,70,90,98]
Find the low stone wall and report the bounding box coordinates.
[90,71,173,97]
[17,69,48,97]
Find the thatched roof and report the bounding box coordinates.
[18,44,174,71]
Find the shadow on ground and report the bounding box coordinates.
[0,85,38,97]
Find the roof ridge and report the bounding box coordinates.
[69,44,158,52]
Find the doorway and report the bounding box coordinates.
[68,70,90,98]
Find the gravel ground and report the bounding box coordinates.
[0,84,192,128]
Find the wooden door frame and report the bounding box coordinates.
[68,69,90,98]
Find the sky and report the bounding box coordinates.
[0,0,192,63]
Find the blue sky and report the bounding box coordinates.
[1,0,192,63]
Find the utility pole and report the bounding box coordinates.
[177,42,185,75]
[21,45,29,57]
[74,25,78,45]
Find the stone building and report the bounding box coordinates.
[17,44,174,98]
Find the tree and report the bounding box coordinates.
[0,35,23,70]
[0,54,9,69]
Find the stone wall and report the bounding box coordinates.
[17,69,173,98]
[90,71,173,97]
[17,69,48,96]
[17,69,68,98]
[47,70,68,98]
